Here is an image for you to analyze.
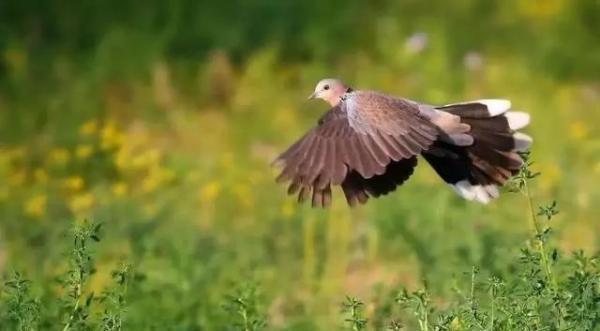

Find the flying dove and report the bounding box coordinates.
[273,78,532,207]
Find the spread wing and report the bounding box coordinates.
[274,94,438,207]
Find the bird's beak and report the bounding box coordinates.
[307,92,316,100]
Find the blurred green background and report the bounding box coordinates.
[0,0,599,329]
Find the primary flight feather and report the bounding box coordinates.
[274,78,532,207]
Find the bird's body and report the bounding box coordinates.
[274,79,532,207]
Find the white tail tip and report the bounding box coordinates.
[477,99,511,116]
[450,180,499,204]
[451,180,476,200]
[505,111,530,130]
[513,132,533,151]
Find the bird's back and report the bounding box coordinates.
[344,90,429,136]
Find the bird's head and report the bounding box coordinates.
[308,78,349,107]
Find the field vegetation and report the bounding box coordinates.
[0,0,599,329]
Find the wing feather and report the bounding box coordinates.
[304,137,328,184]
[316,139,336,189]
[359,134,389,167]
[274,93,438,206]
[378,132,409,160]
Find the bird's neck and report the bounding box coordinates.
[326,87,353,107]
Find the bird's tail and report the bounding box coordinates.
[423,99,531,203]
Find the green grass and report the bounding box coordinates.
[2,159,600,330]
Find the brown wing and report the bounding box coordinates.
[341,157,418,206]
[274,98,438,207]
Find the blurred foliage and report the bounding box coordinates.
[0,0,599,329]
[1,0,599,79]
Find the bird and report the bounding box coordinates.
[273,78,532,208]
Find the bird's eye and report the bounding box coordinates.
[323,85,330,90]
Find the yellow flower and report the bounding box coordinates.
[130,155,145,170]
[62,176,85,192]
[79,120,98,136]
[145,149,161,165]
[100,121,124,150]
[48,147,70,166]
[281,199,295,218]
[33,168,48,184]
[141,166,175,193]
[24,194,47,219]
[199,181,221,204]
[68,192,95,215]
[141,173,160,194]
[75,144,94,159]
[112,182,127,197]
[569,121,589,141]
[89,264,112,293]
[132,149,161,169]
[114,147,131,171]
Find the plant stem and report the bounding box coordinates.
[242,309,250,331]
[490,286,495,331]
[490,298,494,331]
[62,285,81,331]
[470,266,476,310]
[523,180,556,289]
[420,297,429,331]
